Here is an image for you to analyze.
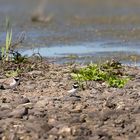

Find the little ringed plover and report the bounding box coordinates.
[67,83,79,96]
[0,77,20,90]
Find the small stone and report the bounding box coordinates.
[25,82,36,91]
[9,107,28,118]
[28,70,42,75]
[116,101,125,110]
[96,131,112,139]
[75,104,83,110]
[58,126,71,135]
[70,104,83,113]
[0,110,11,119]
[15,97,30,105]
[29,108,47,117]
[0,103,12,110]
[16,103,34,109]
[105,98,116,109]
[35,99,49,108]
[72,126,92,136]
[69,116,81,123]
[0,127,3,134]
[28,115,35,120]
[41,123,53,132]
[48,127,59,135]
[80,114,87,123]
[21,97,30,104]
[48,118,56,123]
[48,135,58,140]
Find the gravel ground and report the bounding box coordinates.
[0,62,140,140]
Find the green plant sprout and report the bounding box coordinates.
[1,17,12,61]
[1,47,5,59]
[5,68,20,77]
[5,28,12,61]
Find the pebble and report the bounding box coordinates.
[16,103,34,109]
[9,107,28,118]
[71,126,92,136]
[48,135,58,140]
[28,70,42,75]
[14,97,30,105]
[58,126,72,135]
[0,103,12,110]
[0,110,11,119]
[34,99,49,108]
[48,127,59,135]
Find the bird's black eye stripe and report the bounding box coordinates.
[73,84,79,88]
[14,78,19,81]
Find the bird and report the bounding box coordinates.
[67,83,79,97]
[0,77,20,90]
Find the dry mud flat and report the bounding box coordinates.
[0,63,140,140]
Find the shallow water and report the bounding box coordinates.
[21,42,140,57]
[1,0,140,65]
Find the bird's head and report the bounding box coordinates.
[13,77,20,82]
[73,82,79,89]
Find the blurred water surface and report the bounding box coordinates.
[1,0,140,64]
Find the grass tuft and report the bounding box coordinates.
[1,17,12,61]
[71,60,130,88]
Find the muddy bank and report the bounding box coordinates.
[0,59,140,140]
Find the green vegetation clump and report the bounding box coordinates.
[0,18,26,63]
[0,18,48,78]
[71,60,129,88]
[1,17,12,61]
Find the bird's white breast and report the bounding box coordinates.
[67,88,77,94]
[10,79,19,88]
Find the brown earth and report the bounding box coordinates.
[0,60,140,140]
